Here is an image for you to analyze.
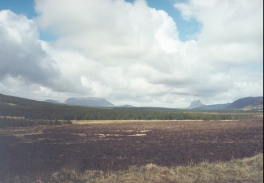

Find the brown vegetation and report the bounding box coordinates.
[0,119,262,179]
[41,153,263,183]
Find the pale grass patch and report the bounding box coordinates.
[97,133,146,137]
[140,130,151,133]
[0,126,44,136]
[2,154,262,182]
[7,103,18,106]
[72,119,205,125]
[0,115,24,119]
[44,154,263,183]
[127,133,146,136]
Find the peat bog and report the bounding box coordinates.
[0,119,263,179]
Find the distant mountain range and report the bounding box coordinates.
[44,97,114,107]
[192,103,230,110]
[44,99,60,103]
[0,93,262,110]
[189,96,263,111]
[117,104,135,108]
[65,97,114,107]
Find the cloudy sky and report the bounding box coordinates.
[0,0,263,108]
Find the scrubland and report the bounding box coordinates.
[0,119,263,182]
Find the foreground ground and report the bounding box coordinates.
[0,119,263,181]
[6,153,262,183]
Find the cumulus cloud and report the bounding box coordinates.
[0,0,262,107]
[0,9,93,100]
[175,0,263,62]
[35,0,181,63]
[0,10,61,92]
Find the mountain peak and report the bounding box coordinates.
[65,97,114,107]
[188,100,204,108]
[44,99,59,103]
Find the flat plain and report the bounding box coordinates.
[0,119,263,179]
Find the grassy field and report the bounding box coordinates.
[3,153,263,183]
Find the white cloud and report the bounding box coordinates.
[175,0,263,63]
[0,10,61,91]
[0,0,262,107]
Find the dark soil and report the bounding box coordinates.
[0,119,262,179]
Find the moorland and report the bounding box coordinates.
[0,93,263,182]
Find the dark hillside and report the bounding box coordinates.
[0,93,50,107]
[0,93,258,121]
[226,96,263,109]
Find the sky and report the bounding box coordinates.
[0,0,263,108]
